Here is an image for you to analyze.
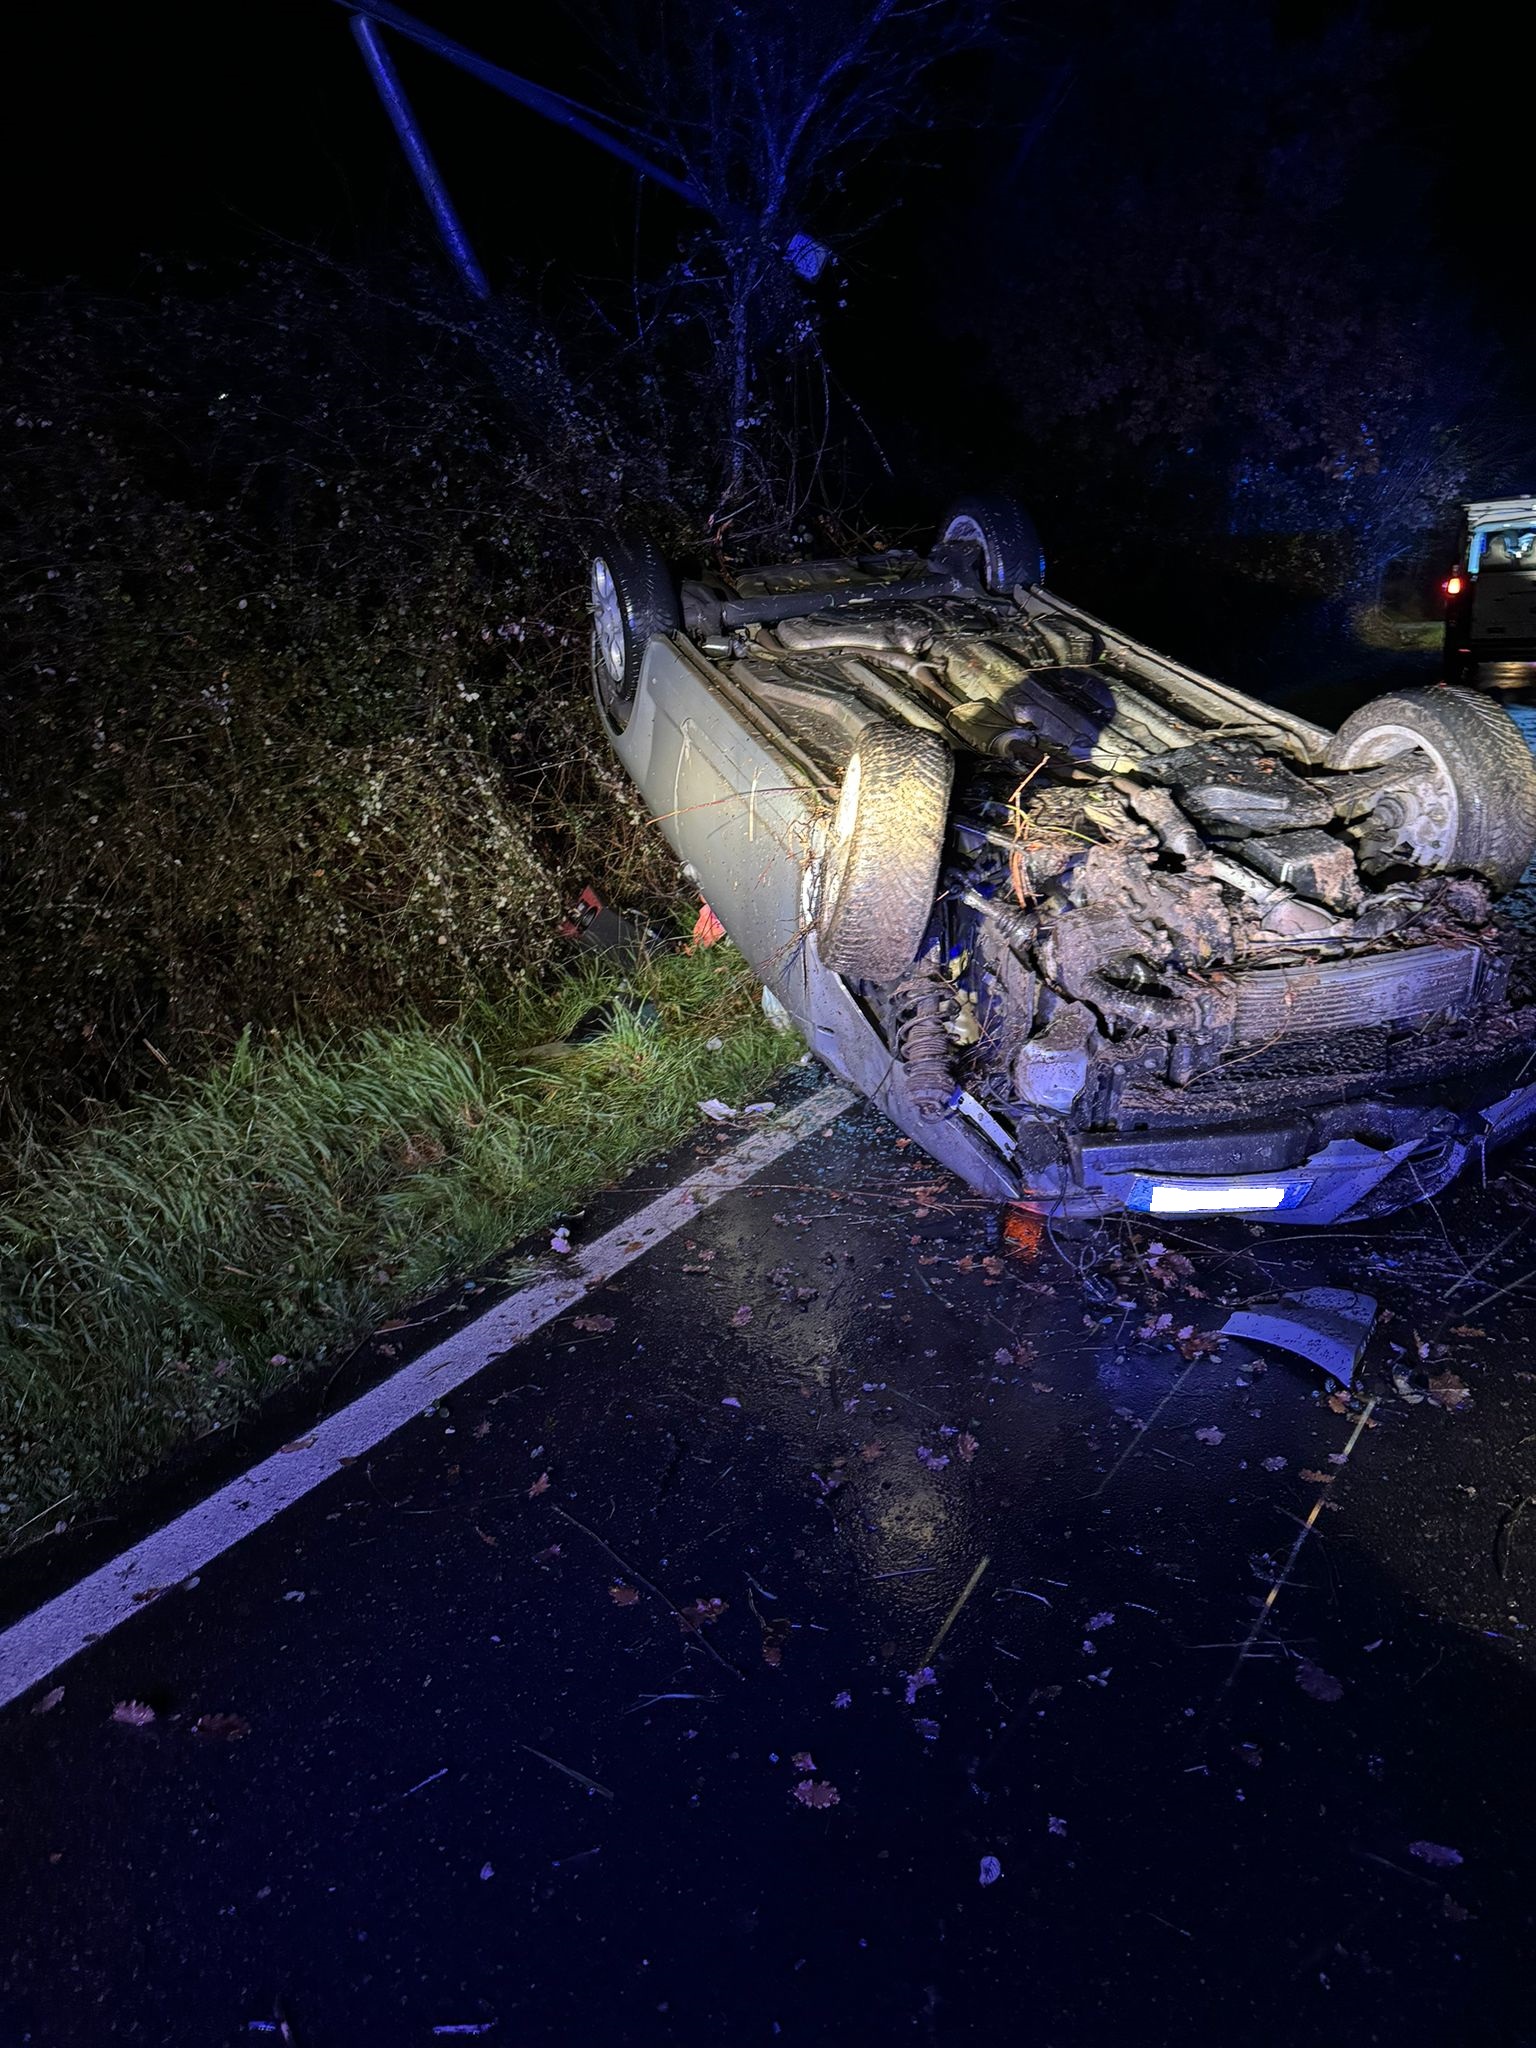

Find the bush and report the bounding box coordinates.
[0,256,690,1125]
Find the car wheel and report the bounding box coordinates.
[938,494,1046,596]
[816,721,953,984]
[1325,685,1536,894]
[590,532,680,730]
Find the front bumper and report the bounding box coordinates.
[1013,1079,1536,1224]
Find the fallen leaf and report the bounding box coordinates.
[698,1097,737,1122]
[572,1314,616,1334]
[528,1471,551,1498]
[1194,1426,1224,1445]
[904,1666,937,1704]
[193,1712,250,1742]
[279,1436,315,1455]
[792,1779,840,1809]
[730,1304,753,1329]
[111,1700,156,1727]
[30,1686,64,1716]
[532,1543,560,1563]
[609,1583,640,1607]
[912,1717,940,1741]
[1261,1455,1288,1472]
[1295,1660,1345,1703]
[1177,1329,1224,1360]
[832,1690,852,1708]
[1327,1392,1350,1415]
[677,1596,728,1632]
[1449,1325,1486,1339]
[957,1432,980,1464]
[471,1420,491,1440]
[1408,1839,1464,1867]
[761,1616,792,1667]
[1299,1468,1336,1484]
[791,1751,816,1773]
[858,1440,886,1462]
[979,1854,1003,1886]
[1426,1371,1471,1411]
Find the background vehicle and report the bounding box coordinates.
[1444,496,1536,685]
[594,500,1536,1223]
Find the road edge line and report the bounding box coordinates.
[0,1084,856,1710]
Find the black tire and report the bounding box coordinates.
[816,721,953,984]
[938,494,1046,596]
[590,532,680,730]
[1325,685,1536,894]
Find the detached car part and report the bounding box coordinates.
[592,499,1536,1222]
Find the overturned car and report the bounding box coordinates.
[591,499,1536,1223]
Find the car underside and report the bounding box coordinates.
[592,501,1536,1223]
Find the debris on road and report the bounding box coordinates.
[698,1098,737,1122]
[110,1700,156,1727]
[979,1855,1003,1886]
[792,1780,840,1809]
[193,1712,251,1742]
[1220,1288,1378,1385]
[676,1597,728,1632]
[1408,1840,1465,1867]
[1295,1660,1346,1704]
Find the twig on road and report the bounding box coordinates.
[922,1555,991,1667]
[520,1743,615,1801]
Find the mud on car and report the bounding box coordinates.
[591,499,1536,1223]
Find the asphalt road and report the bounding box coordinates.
[4,1083,1536,2046]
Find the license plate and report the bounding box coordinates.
[1126,1176,1313,1217]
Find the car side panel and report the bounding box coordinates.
[607,635,1024,1199]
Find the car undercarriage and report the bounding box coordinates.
[592,502,1536,1222]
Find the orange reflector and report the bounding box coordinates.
[1002,1207,1044,1259]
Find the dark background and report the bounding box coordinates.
[7,0,1528,385]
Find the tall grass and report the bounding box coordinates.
[0,943,785,1538]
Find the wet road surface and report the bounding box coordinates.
[4,1082,1536,2045]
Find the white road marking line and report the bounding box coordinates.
[0,1084,856,1710]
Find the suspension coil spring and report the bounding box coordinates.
[892,963,954,1121]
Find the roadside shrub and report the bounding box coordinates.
[0,255,690,1125]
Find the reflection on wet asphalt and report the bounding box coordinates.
[4,1087,1536,2044]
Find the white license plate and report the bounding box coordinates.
[1127,1176,1313,1216]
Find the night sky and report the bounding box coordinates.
[8,0,1527,331]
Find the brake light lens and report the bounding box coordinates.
[1444,571,1465,599]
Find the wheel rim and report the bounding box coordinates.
[1338,722,1460,869]
[942,514,991,586]
[590,557,626,687]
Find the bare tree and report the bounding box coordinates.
[572,0,1000,534]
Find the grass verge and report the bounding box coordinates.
[0,941,787,1543]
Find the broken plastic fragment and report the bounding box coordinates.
[1220,1287,1377,1386]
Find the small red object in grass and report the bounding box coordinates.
[686,902,727,952]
